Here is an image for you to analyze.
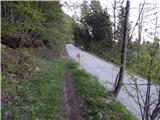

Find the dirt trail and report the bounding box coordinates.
[63,66,83,120]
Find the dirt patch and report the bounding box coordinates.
[63,66,83,120]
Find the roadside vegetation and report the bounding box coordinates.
[2,59,65,119]
[2,57,137,119]
[1,1,73,50]
[73,0,160,84]
[67,60,137,120]
[72,1,160,119]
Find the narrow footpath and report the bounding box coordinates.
[63,66,83,120]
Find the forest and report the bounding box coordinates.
[1,0,160,120]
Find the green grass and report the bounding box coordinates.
[2,59,65,120]
[2,58,138,120]
[67,60,137,120]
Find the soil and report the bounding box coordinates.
[63,66,83,120]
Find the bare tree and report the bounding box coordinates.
[124,3,160,119]
[129,41,160,120]
[137,2,145,73]
[113,0,130,97]
[113,0,117,43]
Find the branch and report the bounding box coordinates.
[130,0,146,39]
[134,78,144,118]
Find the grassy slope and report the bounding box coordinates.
[2,57,137,120]
[67,60,137,120]
[2,59,65,120]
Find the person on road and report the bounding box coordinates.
[80,46,84,51]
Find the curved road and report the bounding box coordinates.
[65,44,159,120]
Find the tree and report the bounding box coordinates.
[115,3,132,51]
[1,1,70,51]
[90,0,102,13]
[113,0,130,97]
[115,5,125,50]
[80,0,92,51]
[85,1,113,58]
[80,0,89,23]
[136,1,145,73]
[125,39,160,120]
[123,6,160,118]
[73,23,84,47]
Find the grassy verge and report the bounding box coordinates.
[2,59,65,120]
[2,58,138,120]
[67,60,137,120]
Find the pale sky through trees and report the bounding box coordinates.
[60,0,160,42]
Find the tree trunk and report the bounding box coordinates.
[145,42,159,120]
[111,0,116,60]
[113,0,130,97]
[137,3,144,73]
[113,0,116,43]
[150,85,160,120]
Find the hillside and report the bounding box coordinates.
[1,1,73,119]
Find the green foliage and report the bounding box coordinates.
[74,1,113,53]
[127,40,160,83]
[67,60,137,120]
[80,0,89,21]
[1,1,73,51]
[2,48,37,76]
[73,23,84,47]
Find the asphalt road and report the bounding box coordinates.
[65,44,159,119]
